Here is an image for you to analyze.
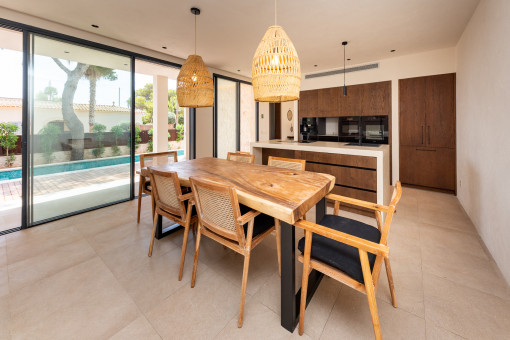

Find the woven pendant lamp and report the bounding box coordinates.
[252,0,301,102]
[177,8,214,108]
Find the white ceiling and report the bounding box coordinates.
[0,0,479,77]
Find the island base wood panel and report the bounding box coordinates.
[399,146,456,192]
[261,147,379,215]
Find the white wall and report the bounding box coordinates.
[301,47,457,184]
[456,0,510,283]
[258,103,270,142]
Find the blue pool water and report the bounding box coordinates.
[0,150,184,181]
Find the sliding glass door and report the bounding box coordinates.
[27,34,132,224]
[214,75,258,158]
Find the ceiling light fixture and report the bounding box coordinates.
[91,24,99,28]
[176,7,214,108]
[391,49,396,52]
[342,41,348,96]
[251,0,301,102]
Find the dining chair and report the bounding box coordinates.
[189,176,280,327]
[137,151,178,223]
[295,182,402,340]
[147,168,198,280]
[267,155,307,274]
[227,151,255,164]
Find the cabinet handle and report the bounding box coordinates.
[421,126,424,145]
[428,126,431,145]
[416,148,436,152]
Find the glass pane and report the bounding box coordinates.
[216,78,237,159]
[28,34,132,224]
[133,59,183,197]
[240,83,256,152]
[0,27,23,231]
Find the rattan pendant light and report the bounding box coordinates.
[177,7,214,108]
[251,0,301,102]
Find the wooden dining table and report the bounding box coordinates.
[140,157,335,332]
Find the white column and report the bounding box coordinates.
[153,75,168,152]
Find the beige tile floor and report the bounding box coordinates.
[0,187,509,339]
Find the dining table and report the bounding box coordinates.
[140,157,335,332]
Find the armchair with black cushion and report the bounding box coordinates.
[296,182,402,340]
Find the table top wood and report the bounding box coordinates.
[141,157,335,224]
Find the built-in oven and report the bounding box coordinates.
[339,116,361,143]
[361,116,388,144]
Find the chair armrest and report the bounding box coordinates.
[294,219,389,257]
[179,192,194,201]
[325,193,389,213]
[237,210,261,225]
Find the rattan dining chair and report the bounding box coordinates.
[147,168,197,280]
[267,156,307,274]
[227,151,255,164]
[137,151,178,223]
[296,182,402,340]
[189,176,280,328]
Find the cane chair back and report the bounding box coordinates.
[148,168,186,220]
[227,152,255,164]
[140,151,178,168]
[268,156,306,171]
[190,177,244,243]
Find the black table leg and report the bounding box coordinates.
[155,214,183,239]
[280,197,326,332]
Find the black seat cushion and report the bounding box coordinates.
[297,214,381,284]
[240,204,275,239]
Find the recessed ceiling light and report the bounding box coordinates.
[347,58,351,61]
[314,64,318,67]
[124,63,128,66]
[91,24,99,28]
[162,46,167,49]
[237,69,240,72]
[391,49,396,52]
[64,51,69,53]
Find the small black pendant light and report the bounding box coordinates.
[342,41,348,96]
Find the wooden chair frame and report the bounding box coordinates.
[296,182,402,340]
[227,151,255,164]
[268,155,307,274]
[189,176,280,328]
[137,151,178,223]
[147,167,197,281]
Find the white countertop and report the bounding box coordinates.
[251,140,389,158]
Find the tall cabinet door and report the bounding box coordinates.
[425,74,456,148]
[399,77,427,146]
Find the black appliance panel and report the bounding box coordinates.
[361,116,389,144]
[339,116,361,143]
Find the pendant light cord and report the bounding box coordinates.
[343,44,346,86]
[194,14,197,55]
[275,0,277,25]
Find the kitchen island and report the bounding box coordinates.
[251,140,391,208]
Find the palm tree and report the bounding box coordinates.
[83,66,118,132]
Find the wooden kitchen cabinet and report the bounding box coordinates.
[360,81,392,116]
[399,73,456,192]
[317,87,339,116]
[339,84,363,116]
[399,77,427,146]
[298,89,318,117]
[426,74,456,148]
[399,146,456,191]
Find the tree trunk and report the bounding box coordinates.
[60,63,89,160]
[88,77,97,132]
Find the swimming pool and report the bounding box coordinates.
[0,150,184,181]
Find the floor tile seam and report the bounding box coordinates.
[93,249,149,338]
[420,265,510,301]
[212,294,258,339]
[425,321,468,340]
[5,227,86,265]
[422,271,510,323]
[316,279,343,339]
[6,251,97,295]
[318,285,344,340]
